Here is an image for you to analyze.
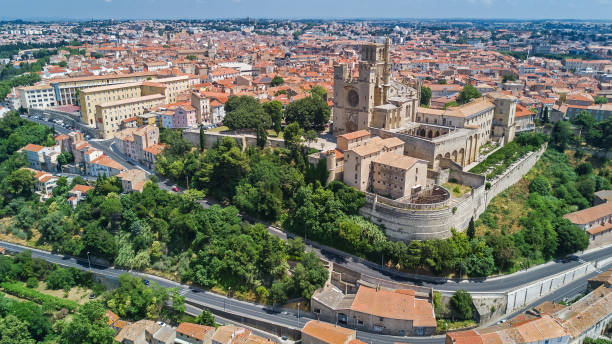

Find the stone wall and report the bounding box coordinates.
[505,255,612,316]
[182,129,285,150]
[361,145,546,240]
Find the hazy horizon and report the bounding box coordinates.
[2,0,612,21]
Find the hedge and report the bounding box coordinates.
[0,282,78,311]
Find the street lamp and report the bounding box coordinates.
[225,287,231,312]
[297,302,301,328]
[86,251,91,270]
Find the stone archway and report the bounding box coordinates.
[428,130,433,139]
[419,128,426,137]
[452,150,458,162]
[444,152,450,159]
[435,130,440,137]
[459,148,465,166]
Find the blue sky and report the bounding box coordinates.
[3,0,612,20]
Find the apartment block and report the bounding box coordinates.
[17,85,57,109]
[141,75,200,104]
[96,94,165,138]
[19,143,61,171]
[50,72,158,106]
[114,125,160,163]
[80,82,143,126]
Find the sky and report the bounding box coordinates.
[2,0,612,21]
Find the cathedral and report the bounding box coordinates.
[332,38,420,135]
[331,38,517,175]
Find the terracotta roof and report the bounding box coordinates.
[446,330,485,344]
[90,155,125,171]
[350,286,435,326]
[106,310,120,326]
[143,144,165,155]
[301,320,355,344]
[22,143,45,152]
[71,184,93,193]
[338,130,370,141]
[587,222,612,235]
[563,202,612,225]
[374,152,421,170]
[555,285,612,338]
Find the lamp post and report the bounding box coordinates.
[225,287,231,312]
[86,251,91,270]
[297,302,301,328]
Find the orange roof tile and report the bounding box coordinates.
[350,286,435,326]
[22,143,45,152]
[563,202,612,225]
[338,130,370,141]
[301,321,355,344]
[176,322,215,341]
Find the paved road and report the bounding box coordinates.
[0,241,440,344]
[2,240,610,344]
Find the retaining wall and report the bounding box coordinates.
[505,255,612,315]
[182,129,285,150]
[361,145,546,240]
[184,299,302,340]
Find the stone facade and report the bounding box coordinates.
[332,38,419,136]
[361,145,546,240]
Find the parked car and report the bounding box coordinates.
[172,186,179,192]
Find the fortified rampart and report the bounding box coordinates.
[361,145,547,240]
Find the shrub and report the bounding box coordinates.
[47,268,75,290]
[450,290,474,321]
[25,277,39,289]
[1,282,78,311]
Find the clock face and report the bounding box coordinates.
[348,89,359,107]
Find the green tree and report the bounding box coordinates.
[556,220,589,256]
[466,218,476,240]
[223,96,271,130]
[10,301,51,341]
[269,281,288,306]
[289,252,328,299]
[1,169,35,200]
[263,100,283,135]
[529,175,551,195]
[551,121,572,151]
[594,96,608,104]
[450,290,474,321]
[105,274,169,320]
[185,55,197,61]
[0,314,35,344]
[270,75,284,87]
[256,124,267,149]
[457,83,482,105]
[195,309,216,326]
[310,85,328,101]
[283,122,304,150]
[47,268,75,290]
[284,96,330,129]
[59,301,115,344]
[420,86,432,106]
[502,74,516,83]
